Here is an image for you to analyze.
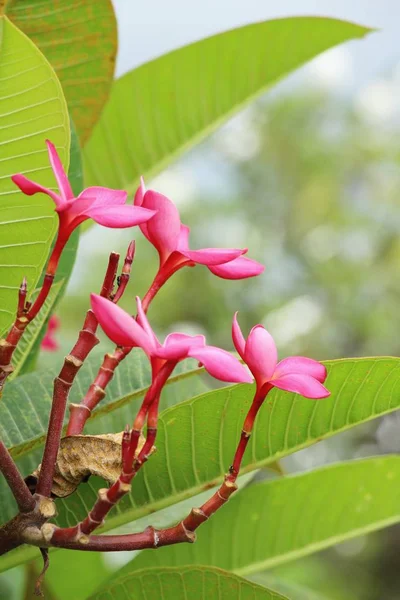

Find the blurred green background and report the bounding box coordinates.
[28,71,399,600]
[3,3,400,599]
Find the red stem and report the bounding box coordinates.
[227,383,272,481]
[53,362,175,541]
[66,242,135,436]
[36,248,123,496]
[141,254,189,312]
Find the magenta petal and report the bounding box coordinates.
[275,357,327,383]
[189,346,253,383]
[180,247,245,266]
[142,190,181,257]
[177,224,191,251]
[85,205,155,228]
[134,177,146,207]
[12,174,63,207]
[135,296,160,347]
[245,325,277,383]
[90,294,154,353]
[46,140,74,201]
[208,256,265,280]
[232,312,245,358]
[79,186,127,207]
[156,333,205,360]
[134,178,152,240]
[271,373,330,399]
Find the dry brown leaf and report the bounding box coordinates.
[26,432,149,498]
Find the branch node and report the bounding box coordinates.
[35,495,57,519]
[64,354,83,369]
[41,523,56,543]
[98,488,114,505]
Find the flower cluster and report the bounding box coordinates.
[13,140,330,499]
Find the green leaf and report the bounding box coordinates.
[127,456,400,574]
[83,17,371,192]
[0,350,206,460]
[5,0,117,143]
[0,351,207,527]
[0,16,70,337]
[2,357,400,537]
[53,357,400,534]
[88,566,289,600]
[10,120,82,377]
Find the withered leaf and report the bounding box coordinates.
[26,432,147,498]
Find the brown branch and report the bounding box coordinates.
[0,441,35,513]
[66,242,135,436]
[35,250,123,498]
[52,364,174,542]
[66,347,129,435]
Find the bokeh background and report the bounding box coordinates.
[3,2,400,599]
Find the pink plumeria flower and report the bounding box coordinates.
[41,315,60,352]
[91,293,252,384]
[232,313,330,399]
[134,178,264,280]
[12,141,155,249]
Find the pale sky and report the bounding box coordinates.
[113,0,400,88]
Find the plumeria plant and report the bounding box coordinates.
[0,4,397,600]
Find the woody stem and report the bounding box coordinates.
[51,362,175,541]
[36,252,122,497]
[0,441,35,513]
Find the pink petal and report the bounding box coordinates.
[46,140,74,202]
[85,205,155,228]
[271,373,330,399]
[41,315,60,352]
[189,346,253,383]
[208,256,265,279]
[134,178,151,240]
[142,190,181,259]
[156,333,205,361]
[134,177,146,207]
[275,357,327,383]
[41,335,58,352]
[180,247,245,266]
[177,224,190,251]
[11,174,63,207]
[135,296,160,347]
[244,325,277,383]
[232,312,245,358]
[79,186,127,207]
[90,294,155,354]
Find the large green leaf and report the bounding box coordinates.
[0,16,70,337]
[52,356,400,533]
[2,357,400,532]
[5,0,117,143]
[2,356,399,571]
[88,566,289,600]
[0,350,206,459]
[83,17,371,192]
[128,456,400,574]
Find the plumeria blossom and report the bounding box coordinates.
[91,293,252,384]
[134,178,264,280]
[232,313,330,399]
[12,141,155,270]
[41,315,60,352]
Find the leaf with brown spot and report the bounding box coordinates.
[5,0,117,143]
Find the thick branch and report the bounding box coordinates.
[0,441,35,513]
